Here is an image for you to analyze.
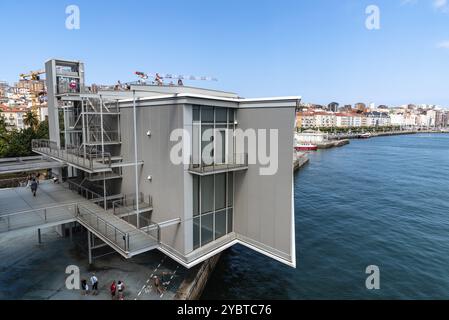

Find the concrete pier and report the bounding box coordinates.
[294,153,310,172]
[316,139,350,149]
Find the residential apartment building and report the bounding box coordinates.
[0,105,27,130]
[365,112,391,127]
[314,112,336,128]
[300,112,316,128]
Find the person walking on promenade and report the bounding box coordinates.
[90,273,99,296]
[30,178,38,197]
[153,276,164,295]
[110,281,117,300]
[117,281,125,300]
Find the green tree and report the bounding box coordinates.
[35,119,49,139]
[23,111,39,130]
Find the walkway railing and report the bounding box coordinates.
[0,203,78,233]
[112,193,153,219]
[76,205,130,252]
[32,139,111,171]
[66,180,104,203]
[189,153,249,174]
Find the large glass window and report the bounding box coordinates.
[192,172,234,249]
[191,106,236,168]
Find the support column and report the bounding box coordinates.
[88,230,93,265]
[38,229,42,244]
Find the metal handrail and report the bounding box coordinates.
[32,139,112,170]
[112,194,152,218]
[76,205,129,252]
[0,203,78,232]
[66,179,103,202]
[0,203,78,219]
[189,153,249,173]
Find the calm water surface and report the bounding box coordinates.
[202,134,449,299]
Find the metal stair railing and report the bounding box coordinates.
[76,204,130,252]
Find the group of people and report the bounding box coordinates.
[110,280,126,300]
[81,274,126,300]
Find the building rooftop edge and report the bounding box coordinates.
[118,93,301,105]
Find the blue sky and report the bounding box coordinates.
[0,0,448,106]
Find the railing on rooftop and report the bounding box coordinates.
[189,153,249,174]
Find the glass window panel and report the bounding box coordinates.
[215,173,226,210]
[227,128,234,164]
[227,208,233,233]
[201,175,214,214]
[229,109,235,123]
[193,106,200,122]
[201,107,214,123]
[227,173,234,207]
[215,210,227,240]
[193,175,200,216]
[192,124,201,166]
[215,108,227,123]
[201,213,214,246]
[201,125,214,166]
[193,217,200,250]
[215,126,226,165]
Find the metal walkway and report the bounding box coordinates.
[0,182,158,259]
[0,156,66,175]
[32,140,112,173]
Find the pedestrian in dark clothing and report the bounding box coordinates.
[81,279,89,295]
[30,179,38,197]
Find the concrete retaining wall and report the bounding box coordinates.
[174,254,221,300]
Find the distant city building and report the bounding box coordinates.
[365,112,391,127]
[0,104,27,130]
[354,103,366,112]
[327,102,339,112]
[296,104,448,129]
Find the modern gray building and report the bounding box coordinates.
[29,59,299,268]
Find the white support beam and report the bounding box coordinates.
[132,91,140,228]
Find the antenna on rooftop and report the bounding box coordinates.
[134,71,218,86]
